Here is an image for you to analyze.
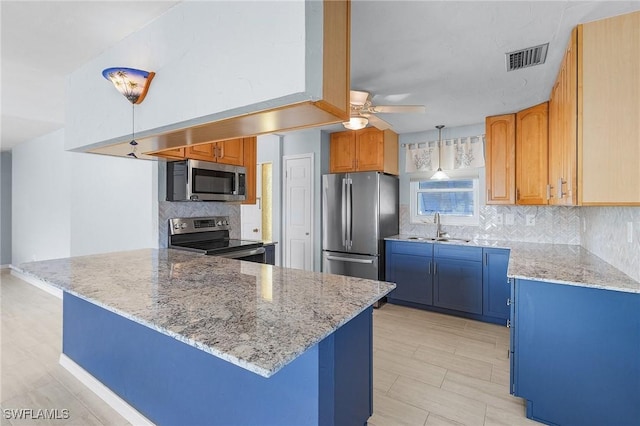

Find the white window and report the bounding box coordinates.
[410,177,480,226]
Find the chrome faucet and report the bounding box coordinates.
[434,212,443,239]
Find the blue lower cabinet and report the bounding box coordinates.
[511,279,640,426]
[433,257,483,315]
[482,248,510,321]
[385,241,511,325]
[385,241,433,305]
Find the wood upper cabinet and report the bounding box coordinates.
[579,11,640,205]
[241,137,257,205]
[186,143,215,161]
[185,139,244,165]
[329,128,399,175]
[216,138,244,166]
[485,114,516,204]
[548,28,578,206]
[151,147,185,160]
[516,102,549,205]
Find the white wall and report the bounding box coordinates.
[69,153,157,257]
[1,152,13,265]
[11,129,158,265]
[66,0,319,152]
[12,130,72,265]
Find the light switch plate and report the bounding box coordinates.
[495,214,504,225]
[526,215,536,226]
[505,214,515,226]
[627,222,633,243]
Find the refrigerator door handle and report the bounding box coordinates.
[341,177,348,248]
[325,255,374,264]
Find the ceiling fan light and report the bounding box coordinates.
[343,116,368,130]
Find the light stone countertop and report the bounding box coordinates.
[14,249,395,378]
[385,235,640,294]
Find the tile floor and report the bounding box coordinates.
[1,270,541,425]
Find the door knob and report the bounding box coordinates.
[305,232,309,236]
[253,228,259,232]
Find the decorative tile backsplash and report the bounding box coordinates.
[581,207,640,282]
[400,204,581,245]
[158,201,241,247]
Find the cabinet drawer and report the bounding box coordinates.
[434,244,482,261]
[388,241,433,256]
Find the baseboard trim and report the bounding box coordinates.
[10,268,63,299]
[0,264,11,270]
[59,354,154,426]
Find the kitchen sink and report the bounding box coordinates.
[406,236,471,243]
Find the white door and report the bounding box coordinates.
[241,164,262,241]
[283,154,313,271]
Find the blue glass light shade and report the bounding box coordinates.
[102,67,155,104]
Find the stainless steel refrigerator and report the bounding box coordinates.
[322,172,399,282]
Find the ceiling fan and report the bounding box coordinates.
[343,90,426,131]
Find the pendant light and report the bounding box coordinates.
[431,125,449,180]
[102,67,155,158]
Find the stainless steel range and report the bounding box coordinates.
[169,216,265,263]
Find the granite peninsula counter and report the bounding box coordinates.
[15,248,395,425]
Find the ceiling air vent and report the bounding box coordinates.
[506,43,549,71]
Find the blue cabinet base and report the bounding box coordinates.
[387,298,508,326]
[512,280,640,426]
[63,293,372,426]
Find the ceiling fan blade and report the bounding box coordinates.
[350,90,370,106]
[366,114,393,130]
[371,105,426,114]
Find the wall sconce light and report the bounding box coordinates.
[102,67,155,158]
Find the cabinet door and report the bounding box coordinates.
[580,12,640,204]
[385,241,433,306]
[186,143,216,161]
[516,102,549,205]
[482,248,510,321]
[150,147,185,160]
[433,258,482,314]
[241,137,257,205]
[330,131,356,173]
[355,128,384,171]
[485,114,516,204]
[216,138,244,166]
[549,28,578,206]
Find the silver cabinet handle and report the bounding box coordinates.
[506,319,511,328]
[325,256,374,264]
[506,298,511,306]
[434,263,437,275]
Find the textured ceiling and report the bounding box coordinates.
[2,1,640,151]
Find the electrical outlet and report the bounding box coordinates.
[627,222,633,243]
[505,214,515,226]
[495,214,504,225]
[526,215,536,226]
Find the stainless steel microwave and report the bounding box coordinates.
[166,160,246,202]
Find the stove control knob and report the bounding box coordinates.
[181,223,187,229]
[173,223,180,230]
[224,220,229,225]
[217,220,223,226]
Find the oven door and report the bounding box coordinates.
[215,247,266,263]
